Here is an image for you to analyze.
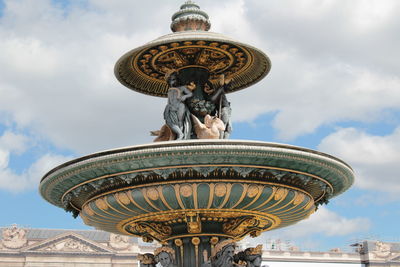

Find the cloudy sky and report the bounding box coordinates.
[1,0,399,251]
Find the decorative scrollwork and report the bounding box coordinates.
[127,222,172,242]
[223,217,266,238]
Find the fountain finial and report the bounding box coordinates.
[171,1,211,32]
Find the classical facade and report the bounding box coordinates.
[1,225,400,267]
[0,225,141,267]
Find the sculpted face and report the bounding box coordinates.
[253,255,262,267]
[223,245,235,267]
[204,115,225,131]
[168,74,178,87]
[158,251,171,267]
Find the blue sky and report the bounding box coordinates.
[0,0,400,252]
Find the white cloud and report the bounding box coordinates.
[280,207,370,238]
[0,131,71,192]
[0,131,29,154]
[227,0,400,140]
[0,0,399,153]
[318,127,400,194]
[0,152,71,192]
[0,149,9,169]
[244,206,370,249]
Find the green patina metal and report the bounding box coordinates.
[39,140,353,247]
[40,141,353,211]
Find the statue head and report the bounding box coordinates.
[211,239,236,267]
[204,115,225,131]
[138,253,156,267]
[154,246,175,267]
[165,69,179,87]
[235,245,263,267]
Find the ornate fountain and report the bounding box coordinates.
[39,2,354,267]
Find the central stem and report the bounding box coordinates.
[169,235,225,267]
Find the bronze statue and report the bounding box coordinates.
[211,239,236,267]
[154,246,177,267]
[138,253,157,267]
[206,75,232,139]
[234,245,263,267]
[163,70,196,140]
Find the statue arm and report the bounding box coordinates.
[210,86,225,102]
[180,86,193,101]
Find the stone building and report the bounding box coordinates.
[1,225,400,267]
[0,225,140,266]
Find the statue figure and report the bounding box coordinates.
[234,245,263,267]
[192,114,225,139]
[138,253,157,267]
[374,241,391,258]
[154,246,177,267]
[211,239,236,267]
[150,124,176,142]
[109,233,130,250]
[206,75,232,139]
[163,70,196,140]
[201,249,212,267]
[1,224,27,249]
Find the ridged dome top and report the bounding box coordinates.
[171,1,211,32]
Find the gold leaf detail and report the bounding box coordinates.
[147,188,159,201]
[215,183,227,197]
[247,185,259,198]
[274,188,287,201]
[83,205,94,216]
[95,198,108,210]
[293,192,305,205]
[304,199,315,210]
[180,184,193,197]
[116,192,131,205]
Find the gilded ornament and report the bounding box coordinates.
[249,230,261,238]
[274,188,287,201]
[138,253,157,265]
[95,198,108,210]
[247,185,259,198]
[304,199,315,210]
[180,184,193,197]
[293,192,305,205]
[147,188,160,201]
[83,205,95,216]
[211,239,236,258]
[174,239,183,247]
[128,222,172,241]
[210,237,219,245]
[150,49,158,55]
[192,237,201,246]
[116,192,131,205]
[246,245,262,255]
[214,183,227,197]
[223,217,260,238]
